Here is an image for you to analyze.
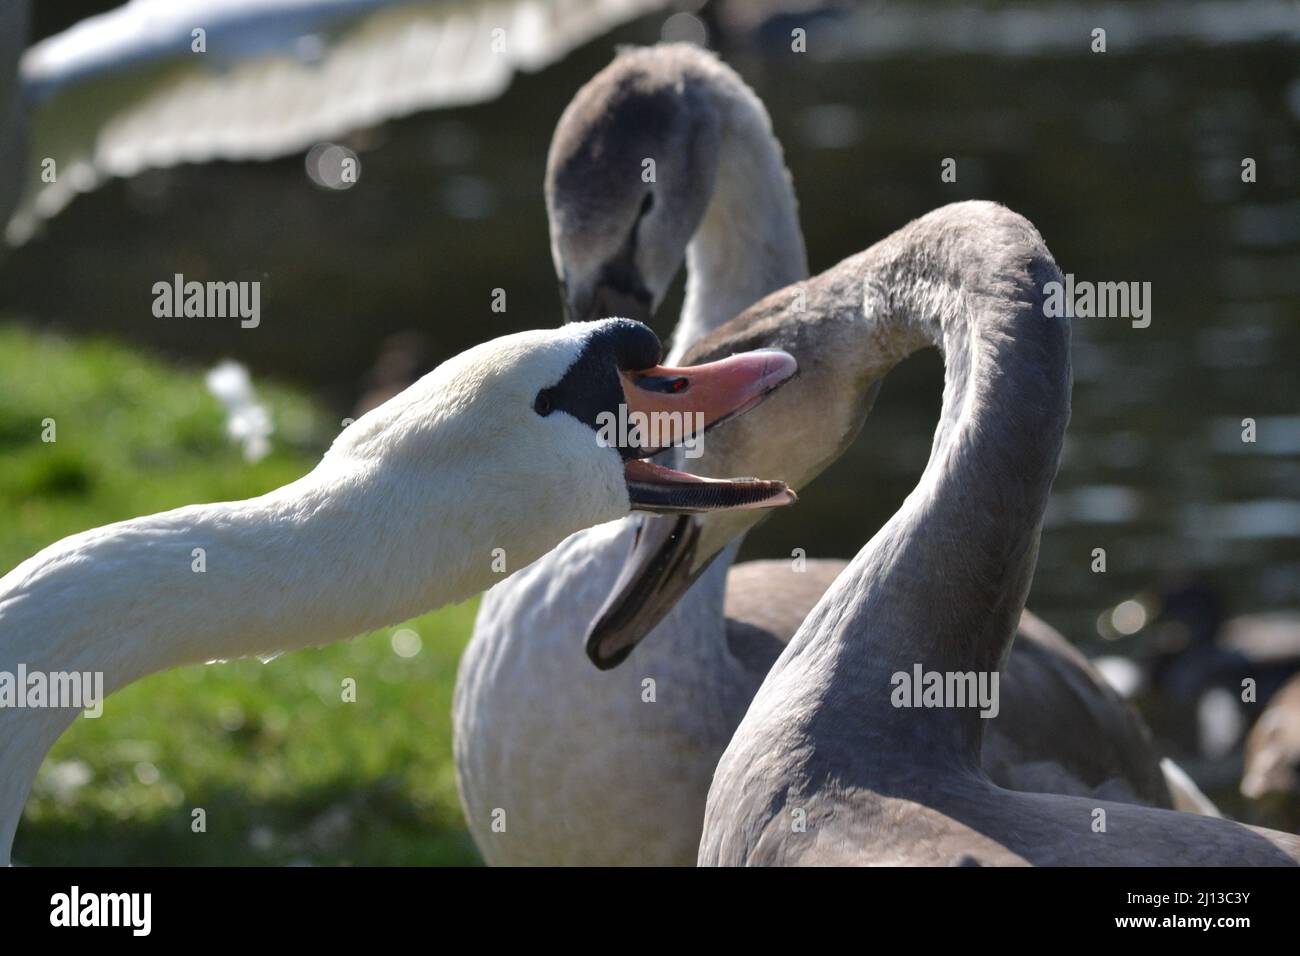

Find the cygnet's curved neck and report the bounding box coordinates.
[670,77,807,363]
[777,203,1071,770]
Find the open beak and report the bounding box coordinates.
[591,348,801,668]
[586,513,719,669]
[617,349,799,515]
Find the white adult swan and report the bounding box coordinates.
[6,0,673,244]
[454,46,1176,867]
[0,317,796,864]
[697,203,1300,866]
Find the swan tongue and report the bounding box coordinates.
[624,459,795,515]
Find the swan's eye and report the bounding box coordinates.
[533,390,554,417]
[639,192,655,217]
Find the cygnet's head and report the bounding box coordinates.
[545,45,733,325]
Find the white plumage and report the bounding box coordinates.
[0,320,638,864]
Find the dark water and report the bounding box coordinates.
[3,1,1298,798]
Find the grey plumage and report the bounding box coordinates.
[458,48,1182,866]
[723,560,846,679]
[455,44,811,866]
[727,561,1164,806]
[698,201,1300,866]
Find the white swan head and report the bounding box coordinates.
[545,45,724,325]
[329,318,797,536]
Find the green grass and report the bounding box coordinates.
[1,323,481,865]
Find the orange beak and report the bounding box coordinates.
[618,349,799,454]
[613,348,800,516]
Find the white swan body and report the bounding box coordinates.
[0,317,795,863]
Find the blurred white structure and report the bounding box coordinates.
[206,359,273,462]
[5,0,670,244]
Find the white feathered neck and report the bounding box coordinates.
[0,323,627,862]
